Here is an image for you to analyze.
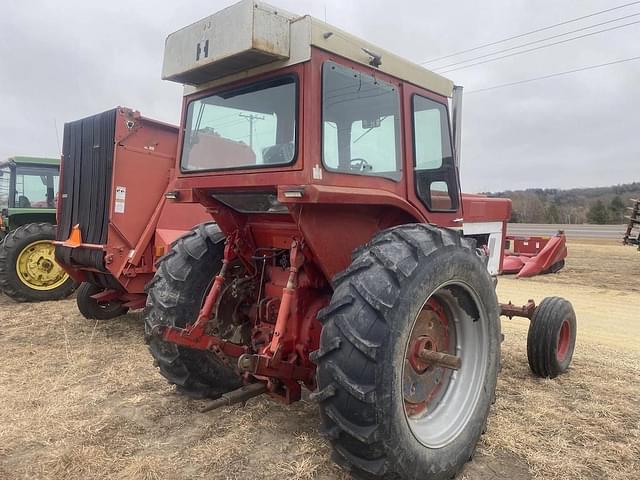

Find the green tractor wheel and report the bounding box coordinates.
[0,223,76,302]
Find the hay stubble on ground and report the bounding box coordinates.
[0,241,638,479]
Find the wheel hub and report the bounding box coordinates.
[556,319,571,362]
[408,336,438,373]
[403,299,453,415]
[402,284,490,449]
[16,240,69,290]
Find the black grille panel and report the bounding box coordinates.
[55,109,117,271]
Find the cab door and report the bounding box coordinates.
[402,85,462,227]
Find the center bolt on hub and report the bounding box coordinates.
[409,336,461,373]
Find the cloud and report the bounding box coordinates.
[1,0,637,192]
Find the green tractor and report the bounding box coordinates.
[0,156,75,301]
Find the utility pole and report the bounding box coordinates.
[239,113,265,149]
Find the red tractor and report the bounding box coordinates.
[59,2,577,478]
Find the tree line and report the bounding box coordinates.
[487,182,640,224]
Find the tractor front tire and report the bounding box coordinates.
[313,224,501,480]
[76,282,129,320]
[144,223,243,399]
[0,223,75,302]
[527,296,576,378]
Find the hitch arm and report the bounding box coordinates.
[156,232,247,358]
[500,299,536,320]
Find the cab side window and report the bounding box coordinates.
[322,61,402,181]
[412,95,458,211]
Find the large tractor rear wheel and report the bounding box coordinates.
[313,224,501,480]
[144,223,243,398]
[0,223,75,302]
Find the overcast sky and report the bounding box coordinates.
[1,0,638,192]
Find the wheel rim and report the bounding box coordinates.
[15,240,69,291]
[556,319,571,362]
[402,282,489,448]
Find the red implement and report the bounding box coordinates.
[54,107,211,316]
[503,232,567,278]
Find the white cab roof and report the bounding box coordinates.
[163,0,454,97]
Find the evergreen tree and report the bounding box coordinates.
[608,195,625,223]
[587,200,609,224]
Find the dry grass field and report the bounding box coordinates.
[0,241,638,480]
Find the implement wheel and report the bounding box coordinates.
[144,223,243,399]
[313,224,501,480]
[0,223,75,302]
[76,282,129,320]
[527,296,576,378]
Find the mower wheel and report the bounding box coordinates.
[527,296,576,378]
[313,224,501,480]
[0,223,75,302]
[144,222,243,399]
[545,260,565,274]
[76,282,129,320]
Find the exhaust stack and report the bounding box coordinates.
[452,85,463,167]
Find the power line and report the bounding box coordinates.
[239,113,265,149]
[466,55,640,94]
[433,11,640,71]
[420,0,640,65]
[438,19,640,74]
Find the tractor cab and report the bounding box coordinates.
[0,156,59,239]
[163,0,510,279]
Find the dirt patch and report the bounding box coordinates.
[0,242,638,479]
[461,451,531,480]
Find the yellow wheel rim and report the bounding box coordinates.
[16,240,69,291]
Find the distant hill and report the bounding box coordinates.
[485,182,640,224]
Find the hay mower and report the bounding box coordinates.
[503,231,567,277]
[0,156,75,301]
[56,2,577,478]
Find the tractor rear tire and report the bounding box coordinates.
[0,223,75,302]
[144,223,243,399]
[76,282,129,320]
[527,296,576,378]
[313,224,501,480]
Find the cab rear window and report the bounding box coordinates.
[182,76,297,172]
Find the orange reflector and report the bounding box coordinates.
[154,245,165,258]
[67,225,83,246]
